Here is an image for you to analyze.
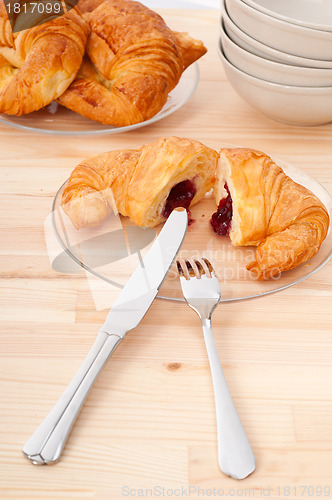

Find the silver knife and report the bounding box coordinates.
[23,207,188,465]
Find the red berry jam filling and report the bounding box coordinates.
[210,183,233,235]
[162,179,197,219]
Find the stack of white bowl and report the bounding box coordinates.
[218,0,332,126]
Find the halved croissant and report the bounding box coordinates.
[61,136,218,228]
[0,3,88,115]
[212,148,330,280]
[58,0,207,126]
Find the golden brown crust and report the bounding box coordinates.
[58,0,206,126]
[61,147,140,229]
[217,148,330,280]
[172,31,207,71]
[0,3,88,115]
[77,0,106,14]
[61,136,218,229]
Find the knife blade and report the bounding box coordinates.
[23,208,188,465]
[100,205,188,335]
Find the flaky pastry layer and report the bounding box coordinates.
[61,136,218,228]
[58,0,207,126]
[0,3,88,115]
[215,148,330,280]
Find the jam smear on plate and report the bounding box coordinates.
[162,179,197,220]
[210,183,233,235]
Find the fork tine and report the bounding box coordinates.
[197,258,211,278]
[185,260,193,273]
[188,259,201,279]
[177,258,217,280]
[176,260,185,277]
[203,258,215,277]
[194,259,205,278]
[176,259,194,280]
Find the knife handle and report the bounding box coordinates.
[22,330,123,465]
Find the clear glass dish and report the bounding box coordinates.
[49,156,332,305]
[0,64,199,136]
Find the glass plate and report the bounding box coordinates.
[0,64,199,136]
[49,156,332,305]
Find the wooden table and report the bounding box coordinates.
[1,9,332,500]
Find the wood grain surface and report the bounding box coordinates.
[1,9,332,500]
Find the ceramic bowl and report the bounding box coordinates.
[217,39,332,126]
[241,0,332,32]
[225,0,332,60]
[220,25,332,87]
[221,6,332,69]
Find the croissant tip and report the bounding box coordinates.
[247,262,266,280]
[247,262,284,281]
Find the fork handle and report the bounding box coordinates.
[201,318,255,480]
[22,330,123,465]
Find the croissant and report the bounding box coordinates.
[0,3,88,115]
[77,0,106,16]
[61,136,218,229]
[57,0,207,126]
[211,148,330,280]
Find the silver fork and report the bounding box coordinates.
[177,258,255,480]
